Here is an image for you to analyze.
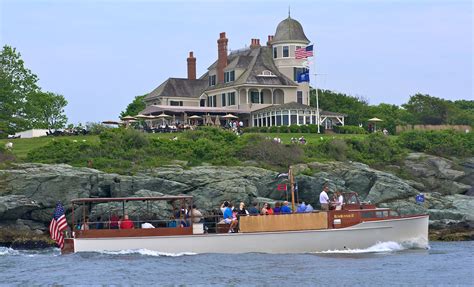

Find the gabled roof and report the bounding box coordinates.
[145,78,207,101]
[205,46,297,92]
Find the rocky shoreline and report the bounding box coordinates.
[0,152,472,249]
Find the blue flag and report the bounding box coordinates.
[297,69,310,83]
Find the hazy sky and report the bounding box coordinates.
[1,0,472,124]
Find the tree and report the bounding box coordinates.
[402,94,450,125]
[310,89,370,126]
[120,95,146,118]
[26,91,68,130]
[0,45,40,134]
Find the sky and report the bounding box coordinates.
[1,0,472,124]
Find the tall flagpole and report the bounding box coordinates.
[312,44,320,133]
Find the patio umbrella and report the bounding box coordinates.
[206,114,212,125]
[183,112,188,124]
[188,115,202,119]
[222,114,238,119]
[102,120,121,125]
[121,115,136,121]
[368,117,383,132]
[134,114,150,120]
[214,115,221,126]
[155,112,172,125]
[172,114,176,125]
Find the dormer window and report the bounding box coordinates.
[224,70,235,83]
[258,70,277,77]
[208,75,216,86]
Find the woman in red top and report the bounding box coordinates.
[120,215,134,229]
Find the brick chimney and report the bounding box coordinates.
[250,38,261,49]
[267,35,274,46]
[217,32,228,83]
[187,51,196,80]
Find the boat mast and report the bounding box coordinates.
[289,166,295,213]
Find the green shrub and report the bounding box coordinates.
[240,136,304,168]
[258,127,269,133]
[289,125,300,133]
[299,125,310,133]
[307,124,318,133]
[268,126,279,133]
[279,126,290,133]
[397,130,473,157]
[333,125,367,134]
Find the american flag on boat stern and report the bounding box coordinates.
[295,45,314,59]
[49,202,68,249]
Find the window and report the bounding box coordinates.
[283,46,289,57]
[250,91,260,103]
[228,92,236,105]
[208,75,216,86]
[297,91,303,104]
[208,95,217,107]
[273,47,277,58]
[221,93,226,106]
[170,101,183,106]
[259,70,276,77]
[224,70,235,83]
[200,99,206,107]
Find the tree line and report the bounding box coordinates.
[0,45,68,137]
[310,89,474,133]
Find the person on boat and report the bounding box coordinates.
[273,202,281,214]
[190,204,203,223]
[260,203,273,215]
[319,185,330,211]
[305,203,314,212]
[222,201,238,233]
[236,202,249,217]
[296,201,307,213]
[334,191,344,210]
[109,214,119,229]
[280,201,292,214]
[95,216,104,229]
[120,214,135,229]
[248,202,260,215]
[80,216,90,230]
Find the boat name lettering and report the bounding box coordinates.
[334,214,355,219]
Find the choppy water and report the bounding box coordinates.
[1,241,473,286]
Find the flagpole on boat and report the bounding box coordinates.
[289,166,296,213]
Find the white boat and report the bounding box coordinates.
[63,194,429,254]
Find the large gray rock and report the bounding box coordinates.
[0,160,472,240]
[403,153,471,195]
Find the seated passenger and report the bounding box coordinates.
[222,202,238,233]
[109,214,119,229]
[95,216,104,229]
[273,202,281,214]
[261,203,273,215]
[296,201,307,213]
[120,214,134,229]
[280,201,292,214]
[236,202,249,216]
[191,204,203,223]
[80,216,90,230]
[248,202,260,215]
[305,203,314,212]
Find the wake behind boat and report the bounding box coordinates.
[62,191,428,254]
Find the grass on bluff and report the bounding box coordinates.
[0,132,371,161]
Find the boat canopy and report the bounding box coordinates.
[70,195,193,204]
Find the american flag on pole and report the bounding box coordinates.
[295,45,314,59]
[49,202,68,249]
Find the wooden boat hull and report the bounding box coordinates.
[69,215,429,254]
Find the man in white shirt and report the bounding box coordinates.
[319,185,330,211]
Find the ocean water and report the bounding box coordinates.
[1,241,473,286]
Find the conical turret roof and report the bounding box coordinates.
[272,16,310,44]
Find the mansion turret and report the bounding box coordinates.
[142,16,345,129]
